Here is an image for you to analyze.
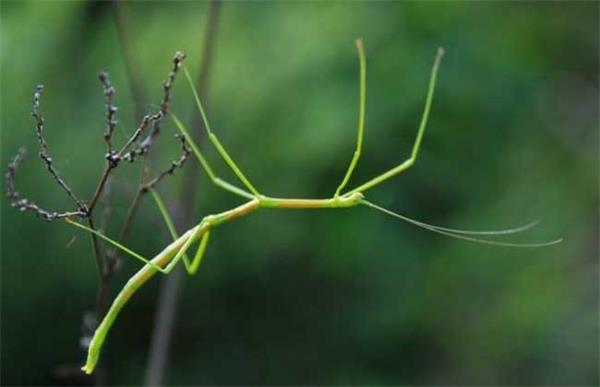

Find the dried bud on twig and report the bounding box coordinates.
[31,85,87,213]
[142,134,192,192]
[98,71,118,153]
[5,148,87,220]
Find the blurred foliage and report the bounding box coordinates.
[1,1,598,385]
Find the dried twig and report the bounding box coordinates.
[98,72,118,154]
[88,52,186,213]
[5,148,87,220]
[123,51,186,162]
[142,135,191,192]
[5,52,189,383]
[32,86,87,213]
[101,51,188,268]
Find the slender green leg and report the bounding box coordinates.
[64,218,196,274]
[346,47,444,195]
[182,65,260,196]
[187,231,210,275]
[334,38,367,197]
[150,188,211,275]
[172,114,255,200]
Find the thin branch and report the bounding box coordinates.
[100,171,113,233]
[105,135,190,263]
[98,72,118,154]
[32,85,87,212]
[118,113,158,160]
[126,51,186,161]
[104,0,149,272]
[5,148,87,220]
[97,51,188,264]
[87,167,111,214]
[89,51,186,213]
[6,40,191,386]
[88,112,154,213]
[88,216,108,305]
[142,135,191,192]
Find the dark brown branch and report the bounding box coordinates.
[6,44,190,385]
[5,148,87,220]
[142,135,191,192]
[118,112,161,163]
[99,173,113,233]
[89,52,186,213]
[125,51,186,161]
[106,137,186,258]
[32,85,87,213]
[87,166,111,214]
[105,0,149,277]
[98,72,118,154]
[160,52,186,115]
[88,112,153,213]
[106,134,191,263]
[88,216,108,304]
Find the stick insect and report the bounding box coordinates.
[52,39,561,374]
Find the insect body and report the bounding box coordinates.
[10,39,562,374]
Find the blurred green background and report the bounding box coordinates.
[1,1,598,385]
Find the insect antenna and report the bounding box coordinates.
[361,200,562,248]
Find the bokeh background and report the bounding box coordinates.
[1,1,598,385]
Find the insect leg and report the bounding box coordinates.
[334,38,367,197]
[149,188,210,275]
[346,47,444,195]
[172,114,255,200]
[182,66,260,196]
[66,218,172,274]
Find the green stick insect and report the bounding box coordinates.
[61,39,562,374]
